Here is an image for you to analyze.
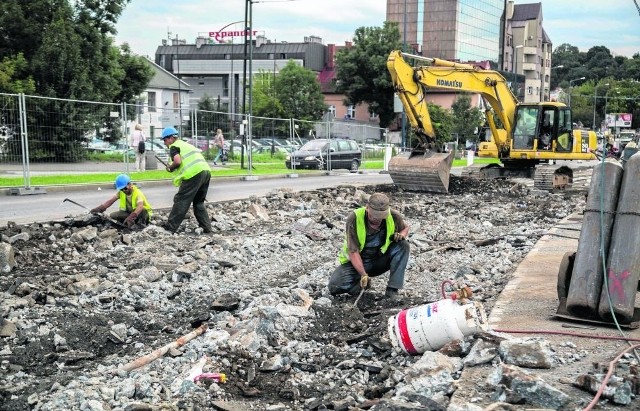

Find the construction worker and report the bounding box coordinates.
[90,174,152,227]
[161,127,213,233]
[328,192,410,301]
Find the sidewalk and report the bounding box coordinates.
[450,211,640,407]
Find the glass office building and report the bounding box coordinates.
[387,0,504,63]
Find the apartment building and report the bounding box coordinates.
[386,0,554,103]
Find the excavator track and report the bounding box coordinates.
[533,165,573,190]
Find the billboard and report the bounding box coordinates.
[605,113,632,128]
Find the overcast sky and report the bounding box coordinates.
[114,0,639,59]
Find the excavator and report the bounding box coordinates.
[386,50,598,193]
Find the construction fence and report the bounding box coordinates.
[0,93,388,190]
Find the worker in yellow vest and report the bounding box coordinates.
[328,192,410,301]
[161,127,213,233]
[90,174,152,227]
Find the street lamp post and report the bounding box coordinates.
[593,83,609,130]
[568,77,586,107]
[512,45,523,99]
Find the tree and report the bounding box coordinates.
[450,94,484,144]
[0,0,153,161]
[0,53,35,94]
[424,103,454,148]
[252,71,284,119]
[335,22,403,128]
[274,61,326,120]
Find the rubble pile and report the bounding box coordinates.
[0,178,630,410]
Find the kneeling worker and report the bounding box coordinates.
[90,174,152,227]
[328,192,410,301]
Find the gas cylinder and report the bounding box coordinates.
[387,299,488,355]
[566,159,623,318]
[598,153,640,322]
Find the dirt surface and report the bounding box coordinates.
[1,173,637,410]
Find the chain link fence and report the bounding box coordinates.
[1,93,388,190]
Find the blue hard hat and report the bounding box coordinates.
[115,174,131,190]
[162,127,178,139]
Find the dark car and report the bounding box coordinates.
[285,138,361,171]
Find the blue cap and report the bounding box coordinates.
[115,174,131,190]
[162,127,178,139]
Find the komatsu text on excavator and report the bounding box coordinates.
[386,50,597,193]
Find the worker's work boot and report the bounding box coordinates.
[385,287,403,302]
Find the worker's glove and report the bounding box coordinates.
[90,205,107,214]
[360,274,370,289]
[392,232,406,242]
[124,212,138,227]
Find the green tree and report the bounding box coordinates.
[450,94,484,144]
[0,0,154,161]
[335,22,403,128]
[252,71,284,119]
[424,103,454,148]
[274,60,326,120]
[0,53,35,93]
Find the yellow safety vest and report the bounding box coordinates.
[169,140,211,186]
[338,207,395,264]
[118,185,153,217]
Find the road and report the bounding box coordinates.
[0,172,393,226]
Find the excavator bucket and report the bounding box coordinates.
[388,151,454,193]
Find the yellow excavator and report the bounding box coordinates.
[386,50,598,193]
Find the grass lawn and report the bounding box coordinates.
[0,157,500,187]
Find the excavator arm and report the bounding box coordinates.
[387,50,518,153]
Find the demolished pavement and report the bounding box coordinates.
[1,176,638,410]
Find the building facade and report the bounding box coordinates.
[504,1,553,103]
[386,0,553,103]
[155,35,326,117]
[386,0,504,62]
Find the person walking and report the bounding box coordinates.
[212,128,226,165]
[328,192,410,301]
[90,174,152,227]
[131,124,146,171]
[161,126,213,233]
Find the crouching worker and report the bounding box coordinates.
[328,192,410,301]
[90,174,152,227]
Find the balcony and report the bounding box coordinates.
[522,62,538,72]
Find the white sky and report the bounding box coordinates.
[114,0,640,58]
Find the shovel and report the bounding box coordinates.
[63,198,129,230]
[154,154,169,168]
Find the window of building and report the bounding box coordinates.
[224,54,230,60]
[173,93,180,112]
[268,53,274,60]
[147,92,156,113]
[369,111,378,120]
[223,77,229,97]
[527,86,533,95]
[280,53,286,59]
[328,105,336,118]
[347,105,355,120]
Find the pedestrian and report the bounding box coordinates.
[90,174,152,227]
[328,192,410,301]
[131,124,146,171]
[161,126,213,233]
[213,128,226,165]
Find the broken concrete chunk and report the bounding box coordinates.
[499,338,553,369]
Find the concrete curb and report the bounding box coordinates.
[2,169,383,196]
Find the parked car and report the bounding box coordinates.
[123,140,169,164]
[285,138,361,171]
